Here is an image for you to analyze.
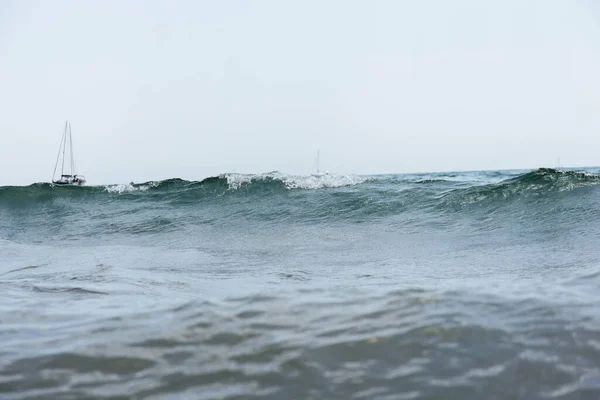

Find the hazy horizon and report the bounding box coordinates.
[2,0,600,185]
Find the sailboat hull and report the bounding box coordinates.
[52,175,86,186]
[52,180,86,186]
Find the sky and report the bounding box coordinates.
[1,0,600,185]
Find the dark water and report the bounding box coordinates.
[2,168,600,399]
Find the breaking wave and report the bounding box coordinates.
[0,172,367,200]
[1,169,599,217]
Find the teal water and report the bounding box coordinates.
[1,168,600,399]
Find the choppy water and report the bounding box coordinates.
[2,168,600,399]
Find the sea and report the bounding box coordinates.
[1,167,600,400]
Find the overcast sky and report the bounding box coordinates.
[1,0,599,185]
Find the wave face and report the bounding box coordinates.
[2,168,600,231]
[2,168,600,399]
[2,167,598,206]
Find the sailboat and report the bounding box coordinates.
[52,121,86,186]
[312,149,329,177]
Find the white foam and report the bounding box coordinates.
[222,172,366,191]
[223,173,256,190]
[104,183,152,194]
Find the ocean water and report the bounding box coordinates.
[2,168,600,399]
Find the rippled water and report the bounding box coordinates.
[2,168,600,399]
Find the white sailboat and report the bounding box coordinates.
[52,121,86,186]
[312,149,329,177]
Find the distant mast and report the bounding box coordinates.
[311,149,328,176]
[316,149,320,174]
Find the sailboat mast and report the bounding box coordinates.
[69,122,75,176]
[52,125,66,181]
[60,121,67,177]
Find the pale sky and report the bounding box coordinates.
[1,0,599,185]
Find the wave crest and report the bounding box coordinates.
[440,168,600,209]
[222,172,366,191]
